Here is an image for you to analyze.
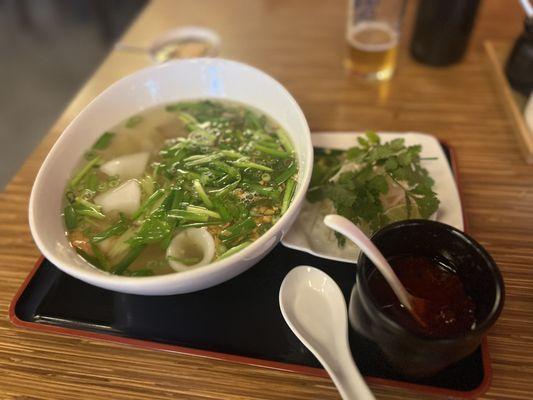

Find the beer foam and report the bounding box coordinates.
[347,21,398,52]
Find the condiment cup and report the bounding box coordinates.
[349,219,504,377]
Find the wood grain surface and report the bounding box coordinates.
[1,0,532,399]
[484,40,533,164]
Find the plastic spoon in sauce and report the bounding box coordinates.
[279,266,375,400]
[323,214,429,328]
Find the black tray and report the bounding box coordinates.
[10,144,491,398]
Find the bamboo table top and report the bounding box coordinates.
[1,0,532,399]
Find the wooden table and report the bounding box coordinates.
[1,1,532,398]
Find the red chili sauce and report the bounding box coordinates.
[367,255,477,339]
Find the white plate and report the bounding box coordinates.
[281,132,464,263]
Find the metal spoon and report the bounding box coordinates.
[323,214,429,326]
[279,265,375,400]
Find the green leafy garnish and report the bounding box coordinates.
[65,100,299,275]
[64,205,78,230]
[92,132,115,150]
[307,132,439,246]
[125,116,143,128]
[69,156,102,188]
[128,208,172,247]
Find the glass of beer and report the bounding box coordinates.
[345,0,406,80]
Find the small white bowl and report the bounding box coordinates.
[29,58,313,295]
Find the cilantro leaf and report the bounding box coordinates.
[308,133,440,247]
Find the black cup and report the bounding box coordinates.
[348,220,504,378]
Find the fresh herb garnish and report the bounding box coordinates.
[307,132,439,246]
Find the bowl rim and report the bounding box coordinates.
[29,57,313,293]
[356,219,505,343]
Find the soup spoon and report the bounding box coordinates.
[323,214,429,326]
[279,266,375,400]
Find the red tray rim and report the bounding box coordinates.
[8,140,492,399]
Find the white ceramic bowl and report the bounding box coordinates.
[29,58,312,295]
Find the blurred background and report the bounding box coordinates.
[1,0,531,190]
[0,0,146,189]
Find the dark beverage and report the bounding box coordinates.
[367,255,477,339]
[410,0,481,66]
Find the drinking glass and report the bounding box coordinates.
[345,0,407,80]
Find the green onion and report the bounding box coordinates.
[75,248,103,269]
[220,217,256,239]
[186,205,221,219]
[193,179,213,207]
[64,205,78,230]
[168,210,209,222]
[91,219,128,243]
[165,103,186,112]
[161,189,176,211]
[69,156,101,188]
[183,154,207,162]
[188,129,216,144]
[273,163,297,184]
[75,208,105,220]
[211,161,240,178]
[276,128,294,154]
[177,112,198,125]
[184,153,223,167]
[92,132,115,150]
[219,241,252,259]
[132,188,165,220]
[175,169,201,180]
[281,178,296,214]
[90,242,109,270]
[242,183,280,199]
[113,245,146,275]
[74,198,105,220]
[140,175,155,197]
[179,221,222,228]
[125,115,143,128]
[128,209,172,247]
[256,140,279,149]
[85,173,99,191]
[254,143,289,158]
[211,180,240,198]
[212,197,231,221]
[233,159,273,172]
[252,130,275,142]
[107,228,136,259]
[221,150,244,159]
[245,110,262,130]
[171,187,184,209]
[108,176,120,188]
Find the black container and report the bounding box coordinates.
[505,17,533,96]
[410,0,481,66]
[349,220,504,378]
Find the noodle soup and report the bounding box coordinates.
[63,100,298,276]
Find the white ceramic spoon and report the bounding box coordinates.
[323,214,429,326]
[279,266,375,400]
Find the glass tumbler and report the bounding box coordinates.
[345,0,407,80]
